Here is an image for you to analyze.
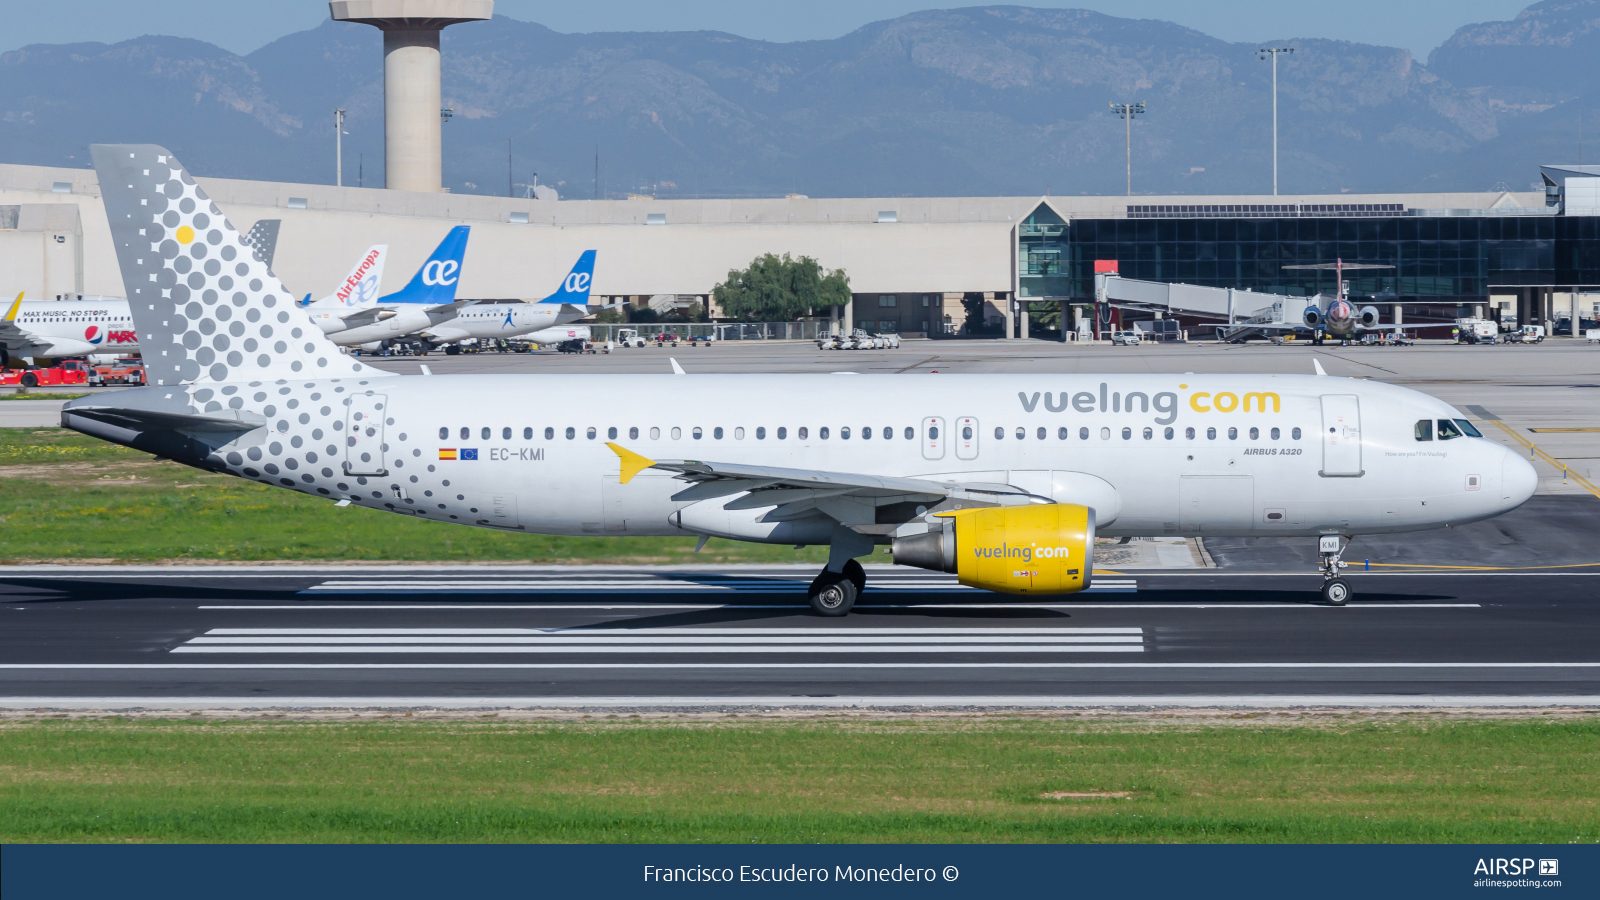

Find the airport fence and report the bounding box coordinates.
[588,322,830,343]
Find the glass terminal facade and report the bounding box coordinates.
[1061,212,1600,305]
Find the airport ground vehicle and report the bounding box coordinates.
[65,143,1543,616]
[1504,325,1545,344]
[1,359,90,388]
[557,338,597,354]
[1457,319,1499,344]
[613,328,647,348]
[1111,330,1142,346]
[88,357,145,385]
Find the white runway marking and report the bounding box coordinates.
[197,602,1481,610]
[170,626,1147,655]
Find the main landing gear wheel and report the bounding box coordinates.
[1321,578,1352,606]
[808,570,858,617]
[842,558,866,595]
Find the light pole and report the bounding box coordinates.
[1109,101,1145,196]
[1259,47,1293,195]
[334,108,348,186]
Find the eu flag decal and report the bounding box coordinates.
[461,448,479,460]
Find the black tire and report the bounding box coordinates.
[20,372,38,388]
[842,558,866,596]
[808,571,857,617]
[1321,578,1351,606]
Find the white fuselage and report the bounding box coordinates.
[327,302,573,346]
[91,373,1536,542]
[5,298,139,358]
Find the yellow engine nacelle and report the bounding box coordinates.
[890,504,1096,595]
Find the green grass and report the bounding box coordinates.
[0,392,90,401]
[2,716,1597,843]
[0,427,828,563]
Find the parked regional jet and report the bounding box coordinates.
[1253,261,1457,344]
[301,244,388,332]
[404,251,596,348]
[0,220,279,365]
[64,145,1539,616]
[313,226,469,346]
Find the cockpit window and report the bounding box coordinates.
[1414,419,1433,441]
[1436,419,1464,440]
[1454,419,1483,438]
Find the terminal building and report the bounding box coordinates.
[2,160,1597,338]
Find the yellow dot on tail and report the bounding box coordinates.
[175,225,194,244]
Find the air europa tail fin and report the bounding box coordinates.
[381,225,469,305]
[307,244,388,309]
[90,144,387,386]
[538,249,596,305]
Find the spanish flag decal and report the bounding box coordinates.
[438,448,458,460]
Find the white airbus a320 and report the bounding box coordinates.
[64,145,1538,614]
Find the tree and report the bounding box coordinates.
[712,253,851,322]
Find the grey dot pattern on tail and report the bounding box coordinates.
[91,144,377,392]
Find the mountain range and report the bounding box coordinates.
[1,2,1596,198]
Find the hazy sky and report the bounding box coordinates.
[2,0,1537,60]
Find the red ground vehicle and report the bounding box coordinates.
[0,359,91,388]
[89,357,146,386]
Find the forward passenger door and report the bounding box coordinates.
[1319,394,1363,477]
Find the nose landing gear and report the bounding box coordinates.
[1318,534,1352,605]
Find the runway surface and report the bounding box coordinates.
[1,564,1597,709]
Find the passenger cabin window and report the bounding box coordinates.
[1100,427,1111,440]
[778,427,788,439]
[1121,427,1132,440]
[1037,427,1046,440]
[481,427,491,440]
[1415,419,1434,441]
[650,427,661,439]
[565,427,575,439]
[630,427,639,439]
[671,427,682,440]
[545,427,555,440]
[926,425,936,439]
[862,427,872,439]
[820,427,830,440]
[1292,427,1302,440]
[1207,427,1217,440]
[439,427,448,440]
[798,427,808,439]
[608,427,618,440]
[734,427,744,440]
[756,427,766,440]
[713,427,723,439]
[1059,427,1069,440]
[1436,419,1464,440]
[1249,427,1259,440]
[693,427,703,440]
[1228,427,1238,440]
[1164,427,1174,440]
[503,427,512,440]
[460,427,469,440]
[904,427,914,440]
[993,427,1003,440]
[1270,427,1280,440]
[587,427,597,440]
[1079,427,1089,440]
[840,427,850,439]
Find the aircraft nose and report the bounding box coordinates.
[1500,447,1538,509]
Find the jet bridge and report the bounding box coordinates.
[1095,273,1309,341]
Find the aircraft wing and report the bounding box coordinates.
[0,293,52,356]
[333,306,399,329]
[418,325,472,344]
[607,442,1043,528]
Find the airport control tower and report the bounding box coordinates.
[329,0,493,193]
